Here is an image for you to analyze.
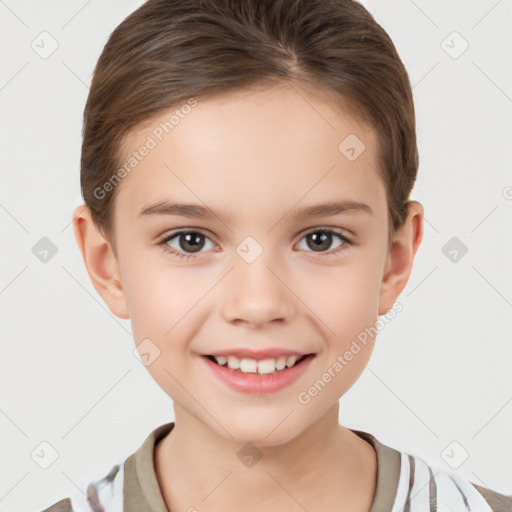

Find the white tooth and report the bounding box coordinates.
[286,355,299,368]
[227,356,240,369]
[257,358,276,374]
[223,355,301,373]
[239,358,258,373]
[275,356,287,370]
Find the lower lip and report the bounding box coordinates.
[201,355,315,394]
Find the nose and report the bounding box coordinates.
[221,255,297,328]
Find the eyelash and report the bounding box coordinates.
[157,228,353,261]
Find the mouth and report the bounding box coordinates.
[202,353,315,375]
[200,352,316,394]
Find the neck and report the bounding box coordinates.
[154,404,377,511]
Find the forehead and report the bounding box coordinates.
[114,83,385,227]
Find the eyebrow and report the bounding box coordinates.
[138,199,373,223]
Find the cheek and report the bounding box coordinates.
[128,277,190,342]
[120,245,189,318]
[124,264,200,395]
[297,258,382,338]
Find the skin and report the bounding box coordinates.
[73,82,423,511]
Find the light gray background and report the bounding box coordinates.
[1,0,511,510]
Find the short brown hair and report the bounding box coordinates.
[80,0,418,251]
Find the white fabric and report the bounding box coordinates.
[68,461,124,512]
[391,452,493,512]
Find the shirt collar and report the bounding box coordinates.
[123,422,401,512]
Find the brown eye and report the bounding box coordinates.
[297,229,352,255]
[306,231,335,252]
[176,232,205,253]
[160,231,215,256]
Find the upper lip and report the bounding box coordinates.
[204,348,314,361]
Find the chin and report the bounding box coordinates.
[214,412,307,448]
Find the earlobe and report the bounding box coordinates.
[378,201,424,315]
[72,205,130,319]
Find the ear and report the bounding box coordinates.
[72,204,130,319]
[378,201,424,315]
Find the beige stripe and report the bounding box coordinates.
[349,429,401,512]
[403,454,416,511]
[124,422,175,511]
[428,465,437,511]
[123,450,149,511]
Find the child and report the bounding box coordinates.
[41,0,510,510]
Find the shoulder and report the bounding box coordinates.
[471,482,512,512]
[41,499,73,512]
[353,429,512,512]
[40,462,124,512]
[400,451,512,512]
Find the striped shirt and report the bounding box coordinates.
[41,422,512,512]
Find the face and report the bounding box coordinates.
[97,84,401,445]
